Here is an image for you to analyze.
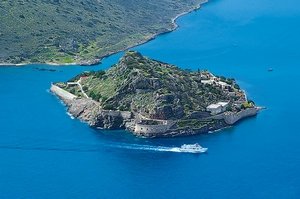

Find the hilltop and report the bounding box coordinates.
[0,0,205,65]
[51,51,260,137]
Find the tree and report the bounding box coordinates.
[248,100,255,105]
[234,84,240,90]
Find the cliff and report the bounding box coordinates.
[51,51,260,137]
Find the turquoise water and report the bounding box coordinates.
[1,0,300,198]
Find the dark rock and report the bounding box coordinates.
[129,75,152,90]
[173,106,185,118]
[91,111,124,129]
[156,94,175,103]
[150,105,174,120]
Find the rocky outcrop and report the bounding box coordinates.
[149,105,184,120]
[51,52,261,138]
[67,98,99,121]
[89,110,132,129]
[68,99,133,129]
[51,86,133,130]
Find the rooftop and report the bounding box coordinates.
[207,104,222,109]
[217,102,229,106]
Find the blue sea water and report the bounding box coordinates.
[1,0,300,198]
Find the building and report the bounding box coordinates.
[206,101,229,115]
[206,104,222,115]
[217,81,229,89]
[217,102,229,111]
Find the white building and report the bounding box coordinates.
[218,81,229,89]
[217,102,229,110]
[206,102,229,115]
[206,104,222,115]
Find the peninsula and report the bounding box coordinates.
[0,0,206,65]
[51,51,260,137]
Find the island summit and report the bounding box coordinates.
[51,51,261,137]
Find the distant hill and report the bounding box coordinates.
[0,0,205,65]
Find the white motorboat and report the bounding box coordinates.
[179,143,208,153]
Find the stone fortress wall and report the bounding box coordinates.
[50,84,77,101]
[134,107,260,137]
[51,83,261,138]
[223,107,259,124]
[210,107,259,124]
[134,120,176,137]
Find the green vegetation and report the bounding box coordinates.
[241,101,255,109]
[58,51,242,119]
[0,0,204,64]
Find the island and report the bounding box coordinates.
[51,51,261,137]
[0,0,206,65]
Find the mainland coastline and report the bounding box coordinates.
[0,0,208,67]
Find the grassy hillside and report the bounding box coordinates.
[57,51,245,120]
[0,0,204,64]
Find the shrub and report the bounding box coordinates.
[234,84,240,90]
[103,104,115,110]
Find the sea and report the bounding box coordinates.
[1,0,300,198]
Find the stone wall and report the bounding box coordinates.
[223,108,259,124]
[142,119,229,138]
[50,84,77,102]
[120,111,132,120]
[134,121,175,137]
[209,107,259,124]
[51,84,133,129]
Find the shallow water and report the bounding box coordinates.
[1,0,300,198]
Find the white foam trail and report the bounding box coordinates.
[109,143,200,153]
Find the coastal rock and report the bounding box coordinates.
[68,99,98,120]
[90,111,125,129]
[63,98,133,130]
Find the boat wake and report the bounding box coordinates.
[0,142,206,154]
[0,145,102,153]
[111,143,182,153]
[110,143,207,154]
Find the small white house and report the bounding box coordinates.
[217,81,229,89]
[206,104,222,115]
[217,102,229,111]
[207,102,229,115]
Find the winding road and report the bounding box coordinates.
[67,78,90,99]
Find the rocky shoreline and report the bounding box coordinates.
[51,85,133,130]
[51,83,260,138]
